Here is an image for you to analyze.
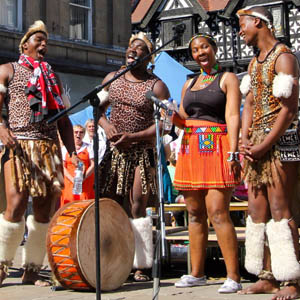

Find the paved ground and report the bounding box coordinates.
[0,246,278,300]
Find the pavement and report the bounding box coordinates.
[0,246,278,300]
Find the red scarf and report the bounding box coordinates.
[18,54,65,123]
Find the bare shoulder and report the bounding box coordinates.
[102,71,118,90]
[275,52,299,76]
[152,79,170,100]
[223,71,239,86]
[0,63,13,83]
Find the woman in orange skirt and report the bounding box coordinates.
[172,34,242,293]
[60,125,95,206]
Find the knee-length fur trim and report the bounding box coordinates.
[0,214,25,267]
[22,215,49,271]
[245,216,266,276]
[266,218,300,281]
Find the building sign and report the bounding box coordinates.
[106,58,124,66]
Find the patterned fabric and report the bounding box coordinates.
[7,139,64,198]
[183,125,227,154]
[99,145,156,197]
[5,62,58,139]
[245,43,299,185]
[174,120,240,190]
[108,70,159,147]
[249,44,298,130]
[243,128,281,186]
[18,54,64,123]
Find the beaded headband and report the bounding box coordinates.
[188,34,217,49]
[236,6,274,32]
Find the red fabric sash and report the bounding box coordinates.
[18,54,65,123]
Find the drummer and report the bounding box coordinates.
[98,32,170,281]
[0,21,78,287]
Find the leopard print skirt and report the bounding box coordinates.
[4,139,64,198]
[98,144,156,197]
[243,128,281,186]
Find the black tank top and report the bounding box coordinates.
[183,73,226,124]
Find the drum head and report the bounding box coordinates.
[77,198,135,291]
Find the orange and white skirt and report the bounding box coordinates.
[174,120,240,190]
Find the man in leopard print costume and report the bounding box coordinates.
[238,6,300,300]
[98,32,170,281]
[0,21,78,287]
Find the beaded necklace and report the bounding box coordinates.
[198,64,220,88]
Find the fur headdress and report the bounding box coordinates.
[129,32,154,64]
[19,20,48,54]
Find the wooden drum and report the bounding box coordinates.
[47,198,135,291]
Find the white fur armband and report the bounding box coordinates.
[97,89,109,106]
[240,74,251,96]
[0,84,7,94]
[61,93,71,109]
[273,72,294,98]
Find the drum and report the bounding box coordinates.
[47,198,135,291]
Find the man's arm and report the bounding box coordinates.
[0,63,17,148]
[98,71,119,140]
[57,116,76,155]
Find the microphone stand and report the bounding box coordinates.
[152,105,169,300]
[47,24,186,300]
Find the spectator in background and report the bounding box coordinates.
[60,125,95,206]
[83,118,107,164]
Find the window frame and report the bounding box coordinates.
[69,0,92,43]
[0,0,22,31]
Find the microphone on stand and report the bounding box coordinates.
[145,91,168,110]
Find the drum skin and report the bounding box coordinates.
[47,198,135,291]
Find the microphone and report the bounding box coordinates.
[145,91,168,110]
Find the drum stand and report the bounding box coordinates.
[47,23,186,300]
[152,106,169,300]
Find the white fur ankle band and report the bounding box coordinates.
[0,214,25,267]
[240,74,251,96]
[0,84,7,94]
[273,72,294,98]
[22,215,49,268]
[266,218,300,281]
[244,215,266,276]
[130,217,153,269]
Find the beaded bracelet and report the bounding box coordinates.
[227,152,240,162]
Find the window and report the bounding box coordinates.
[69,0,92,42]
[0,0,22,30]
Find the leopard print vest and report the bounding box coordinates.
[5,62,57,140]
[249,43,298,130]
[109,71,159,145]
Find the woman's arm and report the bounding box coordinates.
[224,72,242,153]
[84,158,94,180]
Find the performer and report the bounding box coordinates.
[172,34,242,293]
[237,6,300,300]
[60,124,95,206]
[0,20,78,287]
[98,32,170,281]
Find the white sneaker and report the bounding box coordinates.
[218,277,242,293]
[175,275,207,288]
